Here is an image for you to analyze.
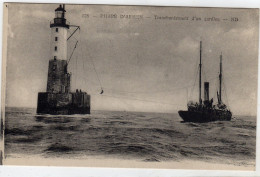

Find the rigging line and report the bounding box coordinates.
[76,28,102,91]
[202,65,207,82]
[88,75,218,96]
[67,26,80,41]
[93,93,184,107]
[186,87,189,103]
[78,30,88,90]
[103,85,193,94]
[213,76,218,102]
[188,48,201,101]
[189,65,199,101]
[80,32,88,90]
[102,76,219,95]
[67,30,78,42]
[222,75,230,108]
[188,51,200,98]
[71,33,79,89]
[67,41,78,65]
[193,46,200,77]
[80,39,103,91]
[89,55,103,88]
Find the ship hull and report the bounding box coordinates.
[178,110,231,123]
[37,92,91,115]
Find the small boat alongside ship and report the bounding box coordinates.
[178,41,232,122]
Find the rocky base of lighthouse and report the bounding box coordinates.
[37,92,90,115]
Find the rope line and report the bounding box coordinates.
[104,85,193,94]
[89,56,103,89]
[223,75,230,108]
[189,65,199,100]
[80,32,88,90]
[202,65,207,82]
[86,75,218,96]
[213,75,218,101]
[93,93,185,107]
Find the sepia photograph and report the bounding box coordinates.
[1,2,258,171]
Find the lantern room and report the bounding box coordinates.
[50,4,70,29]
[55,5,65,18]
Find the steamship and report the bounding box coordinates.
[178,41,232,122]
[37,5,90,114]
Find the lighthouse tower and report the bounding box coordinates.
[37,4,90,115]
[46,4,70,93]
[50,4,69,61]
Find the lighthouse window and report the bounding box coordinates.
[56,11,63,18]
[55,46,57,51]
[56,28,58,32]
[55,37,58,41]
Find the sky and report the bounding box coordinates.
[4,3,259,115]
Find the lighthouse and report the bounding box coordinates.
[47,4,70,94]
[37,4,91,115]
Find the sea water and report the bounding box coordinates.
[4,107,256,167]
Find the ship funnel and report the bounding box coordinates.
[204,82,209,101]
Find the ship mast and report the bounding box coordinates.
[219,53,222,104]
[199,41,202,104]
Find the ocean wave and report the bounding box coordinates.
[4,108,256,167]
[45,143,73,153]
